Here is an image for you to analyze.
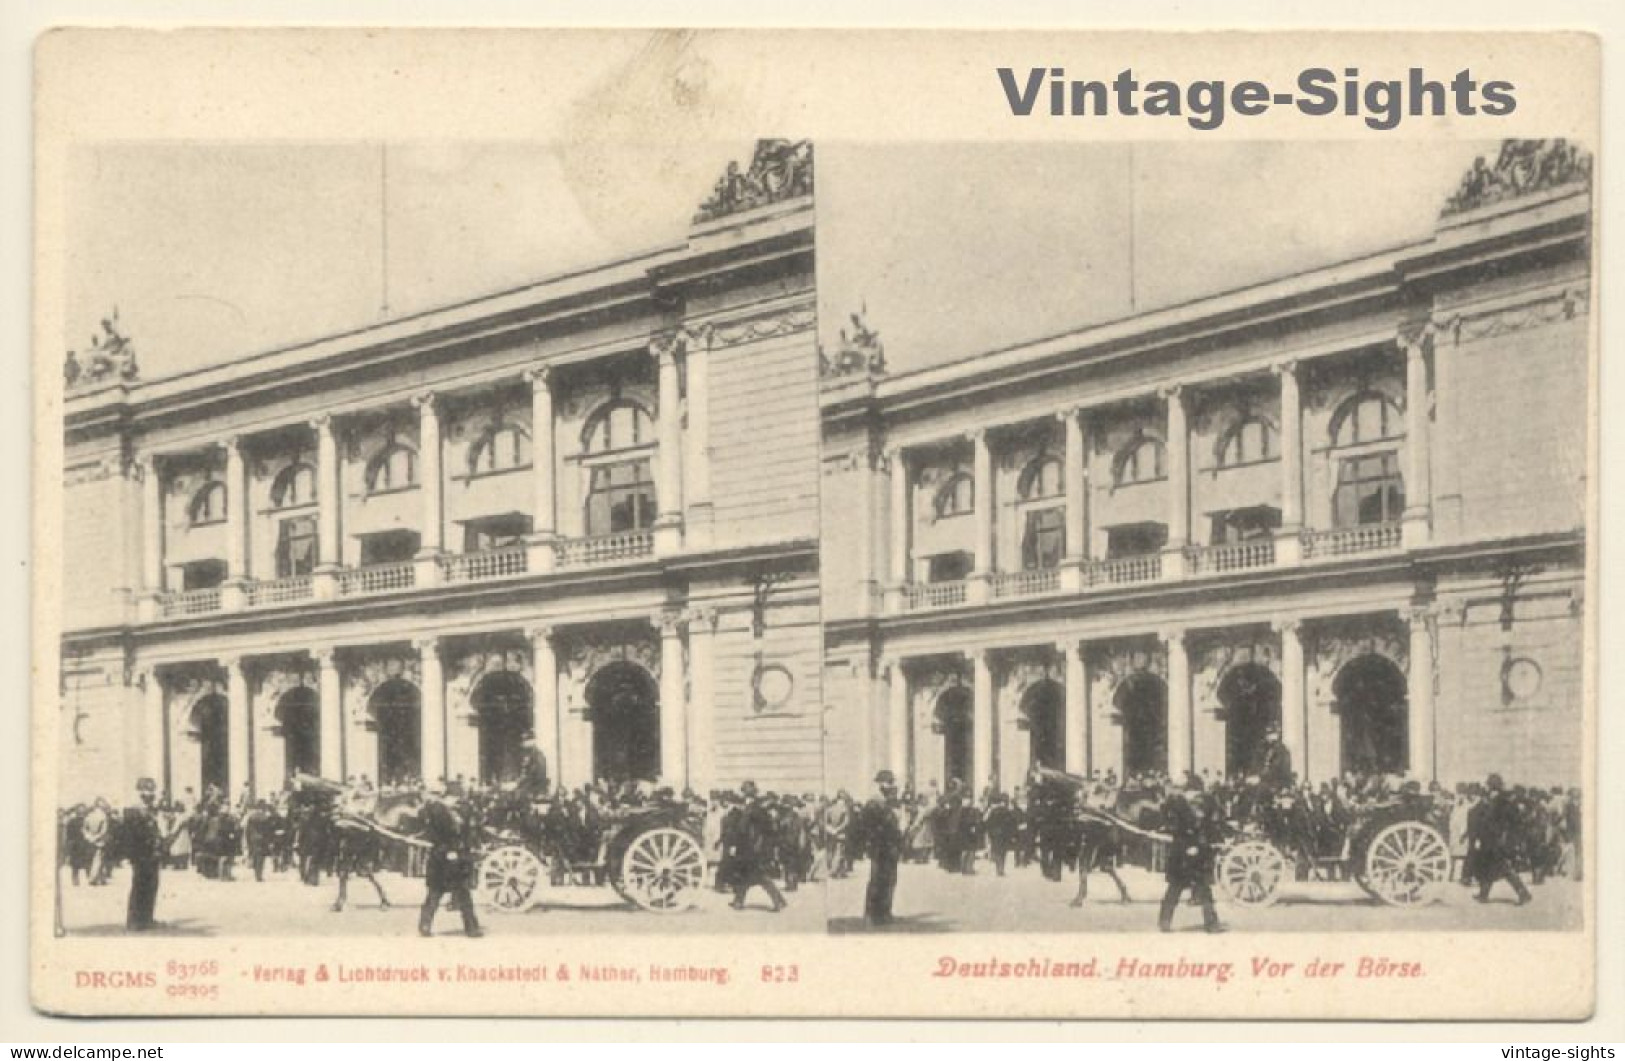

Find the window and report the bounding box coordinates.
[1217,417,1277,467]
[934,473,974,518]
[1331,392,1404,448]
[271,463,317,509]
[275,515,319,577]
[1334,453,1405,526]
[1114,434,1165,485]
[188,481,227,526]
[926,551,974,583]
[1209,505,1282,544]
[1106,522,1168,559]
[1022,508,1065,570]
[583,401,653,453]
[359,530,420,566]
[365,444,417,493]
[180,560,227,591]
[585,459,655,536]
[469,423,530,475]
[462,514,532,553]
[1018,455,1064,501]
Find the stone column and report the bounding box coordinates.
[1276,618,1306,783]
[141,667,167,792]
[310,416,341,600]
[685,608,718,792]
[971,649,994,795]
[413,392,444,585]
[223,657,250,801]
[417,637,446,785]
[254,679,286,795]
[885,447,910,612]
[882,658,908,782]
[138,455,164,620]
[684,327,715,548]
[1402,332,1433,548]
[1061,408,1088,590]
[316,649,343,782]
[1163,630,1192,780]
[529,626,559,793]
[1062,640,1087,775]
[968,429,993,604]
[1162,385,1189,579]
[658,613,688,786]
[652,337,684,555]
[1408,607,1436,782]
[1274,360,1304,565]
[524,365,557,574]
[222,437,249,609]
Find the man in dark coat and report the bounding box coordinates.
[728,781,786,912]
[1157,786,1225,933]
[515,737,550,800]
[1256,726,1294,793]
[984,794,1018,877]
[124,778,165,931]
[854,770,904,926]
[417,784,483,937]
[1470,774,1532,905]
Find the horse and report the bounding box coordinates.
[288,776,423,912]
[1032,769,1165,907]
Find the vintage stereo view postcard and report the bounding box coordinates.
[30,28,1599,1020]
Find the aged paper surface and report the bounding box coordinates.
[28,27,1601,1023]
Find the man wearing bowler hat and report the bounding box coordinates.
[855,770,904,926]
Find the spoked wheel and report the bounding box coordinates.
[474,845,546,913]
[616,827,706,913]
[1216,839,1288,907]
[1362,820,1450,906]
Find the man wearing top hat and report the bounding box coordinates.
[124,778,165,931]
[855,769,904,926]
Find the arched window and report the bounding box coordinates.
[188,481,227,525]
[365,443,417,493]
[1330,391,1404,448]
[1018,455,1064,501]
[270,462,317,509]
[1114,434,1165,486]
[468,422,530,475]
[1217,416,1277,467]
[582,400,654,454]
[933,472,974,518]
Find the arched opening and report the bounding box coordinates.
[934,686,973,787]
[191,693,230,796]
[1115,673,1168,778]
[474,671,534,785]
[1335,653,1409,776]
[370,678,421,786]
[587,662,660,784]
[276,687,321,780]
[1219,662,1282,777]
[1021,679,1065,771]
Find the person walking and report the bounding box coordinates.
[1157,785,1225,934]
[416,783,483,938]
[1470,774,1533,905]
[728,782,786,912]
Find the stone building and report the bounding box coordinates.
[819,140,1592,797]
[59,140,823,804]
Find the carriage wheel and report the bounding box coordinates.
[617,827,705,913]
[1216,840,1287,907]
[474,845,545,913]
[1362,820,1449,906]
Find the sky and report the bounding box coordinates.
[64,138,1496,382]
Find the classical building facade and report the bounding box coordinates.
[820,141,1592,797]
[59,141,823,804]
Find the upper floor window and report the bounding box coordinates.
[1334,453,1405,527]
[463,514,532,552]
[933,472,974,518]
[1217,416,1277,467]
[469,422,530,475]
[585,458,656,537]
[270,462,317,509]
[1331,391,1404,448]
[1106,521,1168,559]
[366,443,417,493]
[926,551,974,584]
[1022,509,1065,571]
[1114,434,1165,486]
[275,515,319,577]
[1018,455,1064,501]
[1210,505,1282,544]
[188,481,227,526]
[583,400,654,454]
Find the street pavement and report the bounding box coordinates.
[56,859,1580,938]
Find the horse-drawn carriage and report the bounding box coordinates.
[473,795,708,915]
